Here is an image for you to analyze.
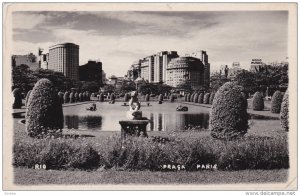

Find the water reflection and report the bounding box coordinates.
[64,112,209,131]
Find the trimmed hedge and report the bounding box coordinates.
[74,92,79,102]
[78,93,83,102]
[63,92,70,104]
[187,94,191,102]
[25,90,32,107]
[25,78,63,138]
[252,92,264,111]
[271,91,283,113]
[86,92,90,101]
[193,93,199,103]
[198,93,204,104]
[203,93,211,104]
[12,88,23,109]
[13,134,288,171]
[210,82,248,139]
[280,90,289,131]
[209,93,215,105]
[241,92,248,109]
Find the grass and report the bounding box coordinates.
[14,167,288,185]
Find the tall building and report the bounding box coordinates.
[48,43,79,80]
[79,60,102,84]
[153,51,178,83]
[38,48,49,69]
[166,57,205,89]
[140,56,154,82]
[127,60,141,80]
[11,53,39,70]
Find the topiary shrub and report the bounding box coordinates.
[191,93,195,102]
[86,92,90,101]
[25,78,63,138]
[99,93,104,102]
[145,94,150,102]
[57,91,64,104]
[69,92,75,103]
[110,93,115,101]
[280,90,289,131]
[25,90,32,107]
[12,88,23,109]
[198,93,204,104]
[63,92,70,104]
[252,92,264,111]
[203,93,211,104]
[124,93,130,102]
[210,82,248,139]
[187,94,191,102]
[78,93,83,102]
[193,93,199,103]
[271,91,283,113]
[158,94,163,102]
[74,92,79,102]
[82,92,86,101]
[209,93,215,105]
[170,94,175,102]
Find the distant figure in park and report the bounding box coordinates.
[126,91,142,120]
[86,103,97,111]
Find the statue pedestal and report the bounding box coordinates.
[119,120,149,140]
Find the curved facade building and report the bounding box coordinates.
[49,43,79,80]
[166,57,205,89]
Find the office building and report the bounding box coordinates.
[48,43,79,80]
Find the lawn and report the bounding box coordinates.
[12,101,289,185]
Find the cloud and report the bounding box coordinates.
[12,12,47,30]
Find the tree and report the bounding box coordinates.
[102,84,116,93]
[12,64,35,93]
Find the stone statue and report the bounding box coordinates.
[126,91,142,120]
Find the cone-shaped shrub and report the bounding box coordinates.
[184,94,187,102]
[158,94,163,102]
[271,91,283,113]
[170,94,175,102]
[79,93,83,102]
[210,82,248,139]
[280,90,289,131]
[82,92,86,101]
[25,90,32,107]
[99,93,104,102]
[124,93,130,102]
[57,91,64,104]
[193,93,199,103]
[12,88,23,109]
[209,93,215,105]
[191,93,195,102]
[110,93,115,101]
[74,92,79,102]
[203,93,211,104]
[86,92,90,101]
[63,92,70,104]
[69,92,75,103]
[26,78,63,138]
[187,94,191,102]
[198,93,204,104]
[145,94,150,102]
[252,92,264,111]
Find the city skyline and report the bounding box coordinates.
[12,11,288,77]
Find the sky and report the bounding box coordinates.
[12,11,288,77]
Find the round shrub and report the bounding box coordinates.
[69,92,75,103]
[158,94,163,102]
[209,93,215,105]
[74,92,79,102]
[198,93,204,104]
[12,88,23,109]
[210,82,248,139]
[193,93,199,103]
[99,93,104,102]
[203,93,211,104]
[145,94,150,102]
[57,91,64,104]
[63,92,70,104]
[25,90,32,107]
[252,92,264,111]
[271,91,283,113]
[79,93,83,102]
[25,78,63,138]
[280,90,289,131]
